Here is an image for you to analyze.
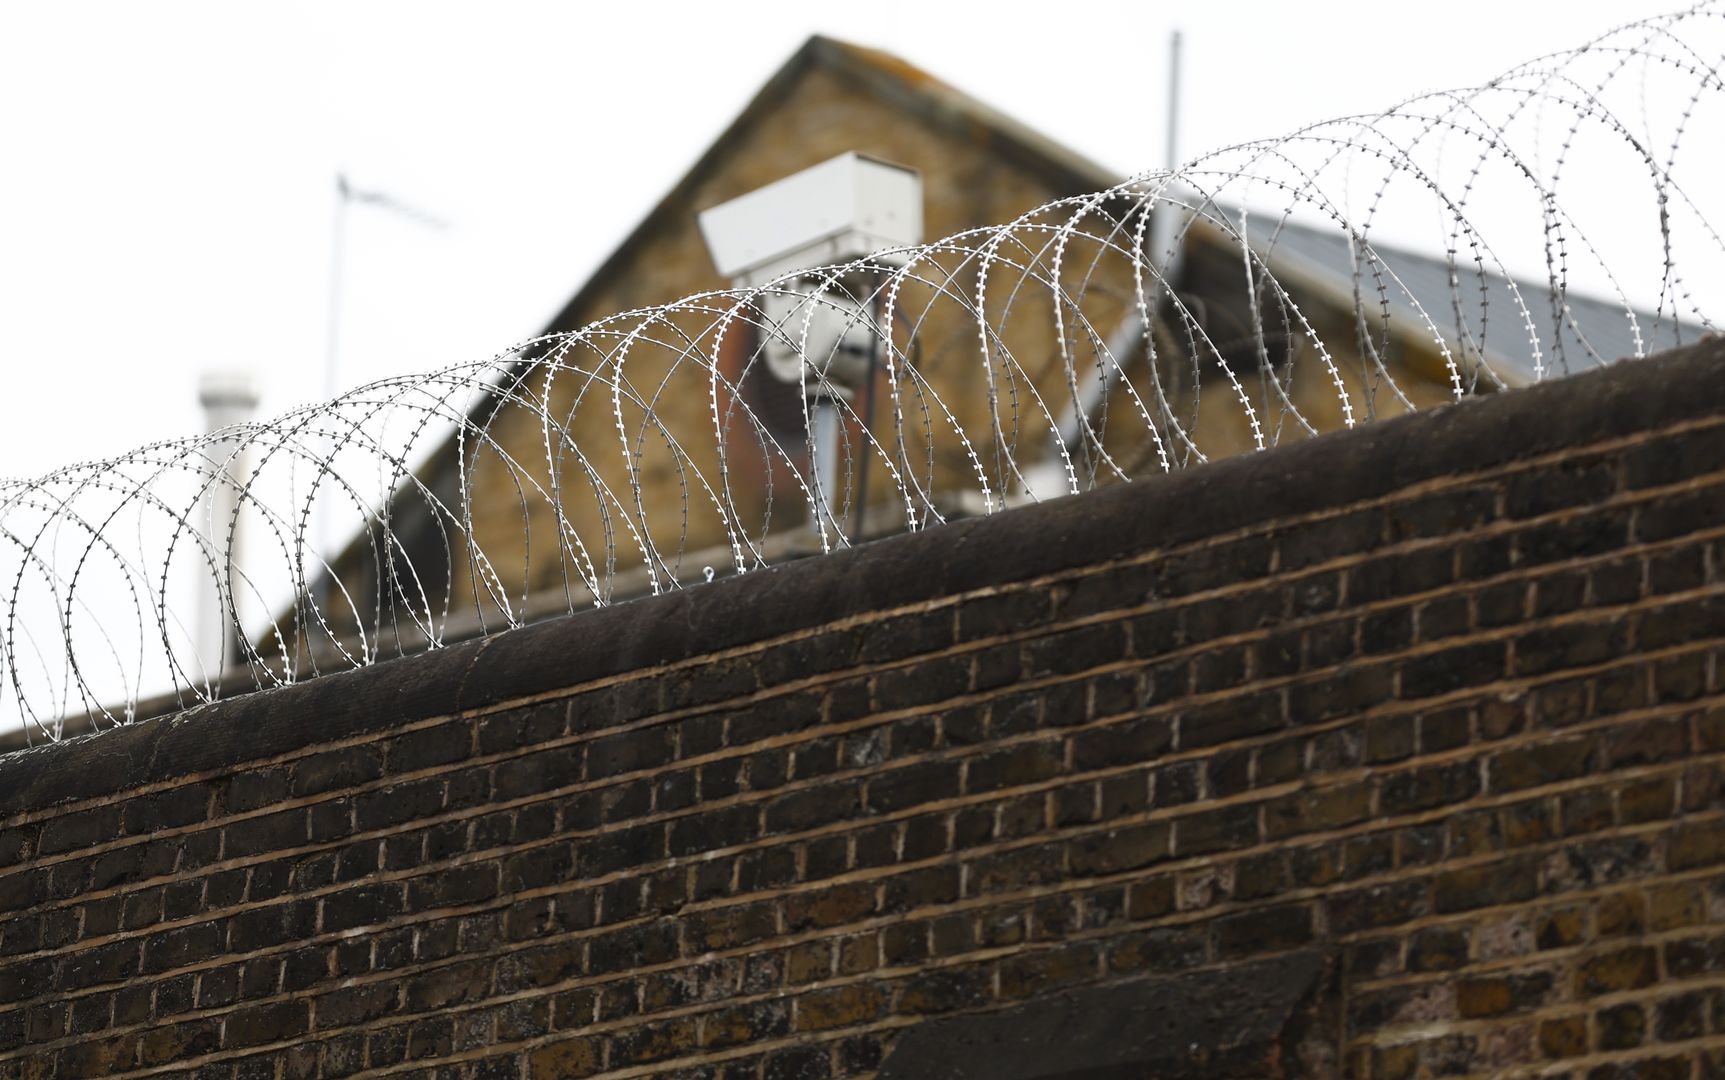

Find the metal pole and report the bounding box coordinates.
[811,399,840,543]
[324,174,349,404]
[307,175,444,657]
[197,373,259,688]
[315,175,349,632]
[1151,30,1184,269]
[1037,29,1185,491]
[1165,30,1182,178]
[851,280,881,545]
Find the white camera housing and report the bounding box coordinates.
[698,152,922,287]
[699,153,923,398]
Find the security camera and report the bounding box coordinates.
[699,151,922,286]
[699,152,923,398]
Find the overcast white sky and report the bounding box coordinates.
[0,0,1691,482]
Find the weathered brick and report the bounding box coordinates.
[586,725,675,779]
[685,903,778,953]
[865,760,960,813]
[1351,546,1454,604]
[1401,641,1505,699]
[764,1043,832,1080]
[794,983,888,1031]
[965,843,1064,896]
[1577,946,1659,997]
[1597,888,1650,938]
[1164,536,1277,597]
[1532,570,1587,618]
[1380,760,1480,814]
[1538,1014,1588,1059]
[1604,718,1691,769]
[1068,823,1170,876]
[1640,593,1725,650]
[1072,716,1173,771]
[470,703,564,756]
[1264,782,1372,840]
[1183,587,1284,641]
[62,995,116,1043]
[320,883,404,934]
[84,840,174,892]
[52,1034,137,1076]
[220,993,308,1048]
[665,800,755,859]
[1173,802,1258,857]
[54,940,139,991]
[1489,735,1597,792]
[1408,926,1469,972]
[998,941,1100,999]
[528,1037,601,1078]
[1288,665,1391,724]
[1516,509,1632,565]
[222,768,291,815]
[136,1019,221,1067]
[1596,1001,1647,1050]
[1212,902,1313,959]
[37,806,118,857]
[1637,478,1725,541]
[1515,618,1631,676]
[1277,510,1381,571]
[1670,819,1725,871]
[965,741,1066,793]
[1622,423,1725,489]
[403,960,492,1012]
[665,656,759,709]
[1180,690,1284,748]
[574,822,662,877]
[1107,925,1206,977]
[876,653,971,707]
[1193,644,1253,696]
[1507,460,1616,519]
[699,1001,788,1051]
[349,777,443,832]
[1456,970,1552,1017]
[314,982,400,1028]
[381,722,469,773]
[763,784,859,835]
[122,785,212,835]
[1363,714,1415,764]
[1433,859,1538,913]
[589,921,679,976]
[1388,487,1499,545]
[227,901,317,953]
[406,863,499,911]
[861,610,954,661]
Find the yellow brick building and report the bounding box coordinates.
[282,35,1693,663]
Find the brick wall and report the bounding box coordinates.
[1,339,1722,1079]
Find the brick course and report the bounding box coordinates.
[0,340,1723,1077]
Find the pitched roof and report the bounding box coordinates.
[536,35,1119,339]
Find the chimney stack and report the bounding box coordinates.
[196,370,259,687]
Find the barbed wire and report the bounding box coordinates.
[4,4,1721,740]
